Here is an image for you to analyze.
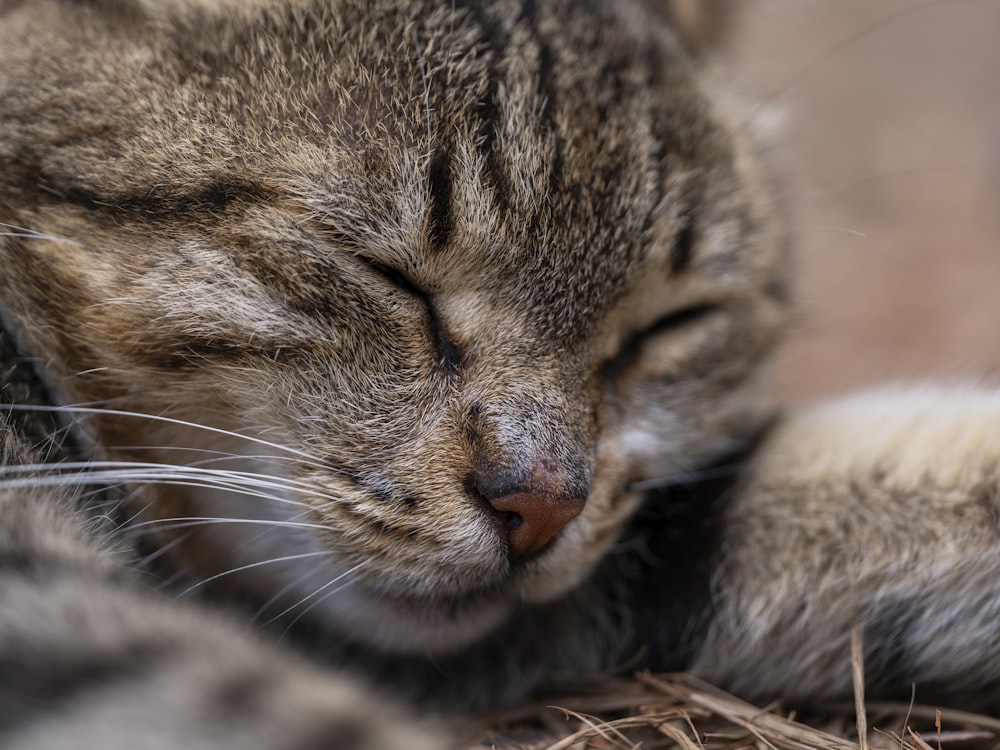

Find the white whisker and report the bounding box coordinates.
[252,564,327,622]
[178,550,333,597]
[0,474,311,510]
[127,516,337,534]
[264,559,370,627]
[0,222,83,246]
[628,462,747,492]
[137,531,193,569]
[281,571,367,635]
[0,462,347,507]
[2,404,330,469]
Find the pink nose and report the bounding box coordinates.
[486,491,586,558]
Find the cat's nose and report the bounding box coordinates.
[470,462,587,559]
[487,491,585,559]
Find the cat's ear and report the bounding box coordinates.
[653,0,738,56]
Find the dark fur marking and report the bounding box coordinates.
[359,256,464,375]
[0,324,80,461]
[0,550,66,577]
[604,303,717,379]
[425,150,453,252]
[671,221,695,273]
[369,485,393,504]
[0,640,167,733]
[454,1,515,217]
[51,180,271,222]
[363,484,422,511]
[763,276,789,305]
[132,336,306,371]
[429,310,463,377]
[211,674,269,718]
[521,0,563,209]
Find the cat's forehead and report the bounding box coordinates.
[248,0,731,336]
[15,0,747,341]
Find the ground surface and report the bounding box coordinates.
[734,0,1000,401]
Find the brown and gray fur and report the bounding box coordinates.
[1,0,999,746]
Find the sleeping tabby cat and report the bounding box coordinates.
[3,0,1000,747]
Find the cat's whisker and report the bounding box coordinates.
[0,221,83,246]
[99,443,345,492]
[786,224,867,239]
[127,516,337,535]
[251,564,329,622]
[2,404,332,469]
[628,461,748,492]
[263,559,371,628]
[178,550,334,597]
[108,444,304,465]
[115,493,157,533]
[281,574,365,636]
[0,232,82,246]
[0,467,325,508]
[0,455,353,505]
[137,530,193,569]
[5,477,311,511]
[2,475,319,520]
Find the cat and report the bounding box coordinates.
[2,0,1000,747]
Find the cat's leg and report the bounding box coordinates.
[0,419,446,750]
[693,387,1000,708]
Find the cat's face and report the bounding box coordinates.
[0,0,783,652]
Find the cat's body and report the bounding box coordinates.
[1,0,1000,746]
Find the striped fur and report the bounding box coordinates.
[2,0,1000,746]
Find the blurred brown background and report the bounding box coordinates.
[725,0,1000,403]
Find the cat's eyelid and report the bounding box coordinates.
[604,302,718,378]
[357,255,461,372]
[644,302,717,338]
[360,257,425,298]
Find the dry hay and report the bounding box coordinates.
[469,630,1000,750]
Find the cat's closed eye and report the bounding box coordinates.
[361,257,424,298]
[605,303,718,377]
[360,256,461,370]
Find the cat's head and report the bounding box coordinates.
[0,0,784,652]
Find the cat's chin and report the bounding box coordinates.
[297,545,593,654]
[258,538,601,655]
[311,582,515,654]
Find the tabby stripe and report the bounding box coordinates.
[425,149,453,253]
[520,0,563,200]
[48,180,272,221]
[638,43,688,275]
[136,337,302,371]
[452,0,515,218]
[0,640,168,733]
[0,547,135,588]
